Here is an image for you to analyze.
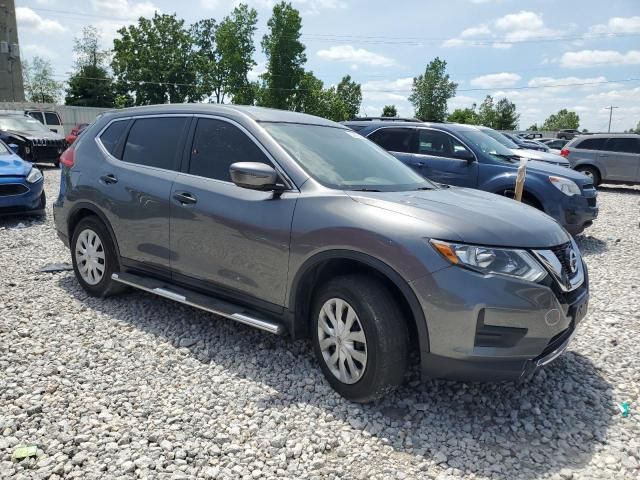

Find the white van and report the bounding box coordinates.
[25,110,65,136]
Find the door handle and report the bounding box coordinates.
[100,174,118,184]
[599,154,609,157]
[173,192,197,205]
[414,161,425,167]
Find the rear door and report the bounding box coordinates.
[169,116,298,307]
[599,137,640,182]
[412,128,478,187]
[96,115,190,274]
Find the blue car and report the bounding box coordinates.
[0,140,46,216]
[343,119,598,235]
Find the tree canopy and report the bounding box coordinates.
[409,57,457,122]
[381,105,397,117]
[447,106,479,125]
[22,57,62,103]
[542,109,580,130]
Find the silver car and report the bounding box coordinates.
[562,134,640,185]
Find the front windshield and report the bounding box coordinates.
[455,129,518,163]
[0,116,50,133]
[262,123,436,191]
[479,128,519,149]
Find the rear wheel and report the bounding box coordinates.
[70,216,126,297]
[311,274,408,403]
[575,166,600,186]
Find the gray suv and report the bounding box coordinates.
[561,134,640,185]
[53,105,589,402]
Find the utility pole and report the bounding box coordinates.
[605,105,619,133]
[0,0,25,102]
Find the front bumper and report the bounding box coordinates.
[0,177,45,216]
[548,188,598,235]
[411,260,589,381]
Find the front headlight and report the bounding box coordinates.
[430,240,547,282]
[26,167,43,183]
[549,176,580,196]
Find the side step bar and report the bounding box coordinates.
[111,272,284,335]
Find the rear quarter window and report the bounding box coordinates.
[604,137,639,154]
[99,120,129,158]
[575,138,606,150]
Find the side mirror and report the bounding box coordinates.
[453,149,475,162]
[8,143,19,154]
[229,162,282,191]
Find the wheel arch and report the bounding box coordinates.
[288,250,430,360]
[67,202,122,261]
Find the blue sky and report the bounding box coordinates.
[15,0,640,131]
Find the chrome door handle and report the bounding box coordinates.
[100,174,118,184]
[173,192,197,205]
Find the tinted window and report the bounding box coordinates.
[604,137,639,154]
[44,112,61,125]
[418,129,472,158]
[189,118,270,181]
[576,138,607,150]
[27,112,44,123]
[367,128,415,153]
[99,120,129,158]
[122,117,188,170]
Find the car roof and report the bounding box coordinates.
[343,120,482,133]
[101,104,343,128]
[573,133,639,138]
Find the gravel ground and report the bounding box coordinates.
[1,169,639,480]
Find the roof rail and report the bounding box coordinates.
[350,116,422,123]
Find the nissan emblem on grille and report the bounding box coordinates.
[567,247,578,275]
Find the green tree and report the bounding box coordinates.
[527,124,539,131]
[335,75,361,120]
[22,56,62,103]
[477,95,496,127]
[66,26,115,107]
[381,105,397,117]
[447,105,479,124]
[191,19,223,102]
[260,2,306,109]
[408,57,457,121]
[493,98,519,130]
[291,71,353,122]
[112,13,200,105]
[542,109,580,131]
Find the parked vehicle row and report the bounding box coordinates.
[52,105,590,402]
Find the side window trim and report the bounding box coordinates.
[181,114,298,191]
[95,118,133,161]
[415,127,477,162]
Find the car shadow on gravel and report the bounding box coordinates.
[57,275,614,480]
[575,235,608,256]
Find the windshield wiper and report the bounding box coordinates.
[350,188,381,192]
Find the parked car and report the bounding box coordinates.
[503,133,550,152]
[557,129,581,140]
[518,132,543,140]
[477,127,570,167]
[539,138,569,150]
[53,105,590,402]
[66,123,89,145]
[0,140,46,216]
[561,133,640,185]
[343,119,597,235]
[0,113,67,167]
[26,109,65,136]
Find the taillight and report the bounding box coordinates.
[60,146,75,168]
[560,148,569,158]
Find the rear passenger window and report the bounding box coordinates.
[604,137,639,154]
[122,117,188,170]
[576,138,606,150]
[367,128,415,153]
[99,120,129,158]
[188,118,271,181]
[44,112,61,125]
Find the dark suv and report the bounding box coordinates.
[343,120,598,235]
[54,105,589,402]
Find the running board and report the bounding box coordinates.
[111,272,284,335]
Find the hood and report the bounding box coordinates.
[2,129,65,142]
[511,148,569,166]
[525,160,591,184]
[347,187,570,249]
[0,153,31,177]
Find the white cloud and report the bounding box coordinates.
[91,0,159,20]
[527,76,607,88]
[22,44,59,60]
[560,50,640,68]
[444,10,561,49]
[589,16,640,35]
[16,7,66,34]
[253,0,345,14]
[317,45,396,67]
[470,72,521,88]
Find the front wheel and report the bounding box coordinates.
[575,166,600,186]
[311,274,408,403]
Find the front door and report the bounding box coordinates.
[169,117,298,307]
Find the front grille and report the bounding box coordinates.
[550,242,573,277]
[0,183,29,196]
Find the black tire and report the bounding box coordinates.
[70,216,126,297]
[311,274,408,403]
[575,166,601,186]
[36,190,46,215]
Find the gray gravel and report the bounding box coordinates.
[1,170,639,480]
